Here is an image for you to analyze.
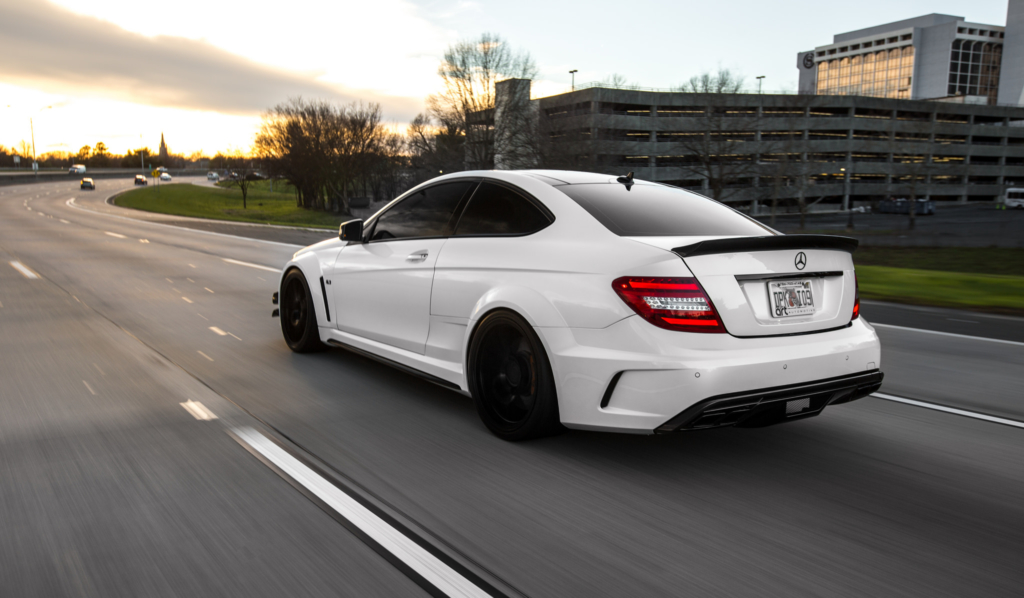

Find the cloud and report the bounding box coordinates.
[0,0,423,119]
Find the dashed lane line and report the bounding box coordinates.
[197,350,214,362]
[180,400,218,421]
[82,380,97,396]
[182,297,193,304]
[205,287,214,293]
[209,326,227,336]
[105,231,127,239]
[222,258,280,273]
[9,261,39,279]
[872,323,1024,348]
[872,392,1024,430]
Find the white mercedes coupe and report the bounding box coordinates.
[275,170,882,440]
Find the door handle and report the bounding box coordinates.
[406,251,428,262]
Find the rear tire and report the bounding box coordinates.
[468,310,562,441]
[280,269,326,353]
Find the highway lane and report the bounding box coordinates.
[2,179,1023,596]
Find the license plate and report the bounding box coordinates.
[768,280,815,318]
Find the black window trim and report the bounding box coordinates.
[449,178,556,238]
[363,178,481,243]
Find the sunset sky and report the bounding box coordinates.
[0,0,1008,157]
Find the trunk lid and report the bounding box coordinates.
[628,235,858,337]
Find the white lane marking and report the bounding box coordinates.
[180,400,218,420]
[209,326,227,336]
[9,261,39,279]
[105,231,127,239]
[222,258,280,273]
[872,393,1024,430]
[257,276,266,281]
[37,212,45,217]
[93,363,105,376]
[139,239,149,243]
[189,264,196,268]
[60,219,70,224]
[187,278,195,283]
[197,350,214,361]
[871,323,1024,348]
[947,318,977,324]
[197,313,208,320]
[166,278,173,283]
[227,332,242,341]
[204,287,214,293]
[68,196,303,248]
[233,427,490,598]
[82,380,97,395]
[182,297,193,304]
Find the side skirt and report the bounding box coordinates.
[325,337,467,395]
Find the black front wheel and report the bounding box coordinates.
[280,269,326,353]
[468,311,562,441]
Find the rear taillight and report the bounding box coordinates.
[612,277,726,333]
[852,273,860,320]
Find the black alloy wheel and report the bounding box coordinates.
[280,269,325,353]
[468,311,561,441]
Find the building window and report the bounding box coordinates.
[815,45,913,99]
[948,40,1003,103]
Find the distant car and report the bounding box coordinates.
[156,166,169,173]
[159,173,172,182]
[80,178,95,190]
[134,175,147,186]
[207,172,219,181]
[876,198,934,215]
[69,164,87,174]
[1003,188,1024,209]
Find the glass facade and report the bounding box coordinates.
[816,46,914,99]
[948,40,1002,103]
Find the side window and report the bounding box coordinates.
[370,181,474,241]
[453,182,551,236]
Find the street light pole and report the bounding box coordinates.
[756,76,765,94]
[569,69,578,92]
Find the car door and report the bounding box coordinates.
[332,180,476,354]
[430,181,554,321]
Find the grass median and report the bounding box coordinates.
[856,265,1024,315]
[115,181,347,229]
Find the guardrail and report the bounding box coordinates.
[0,169,209,187]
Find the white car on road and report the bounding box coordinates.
[276,170,882,440]
[159,173,172,182]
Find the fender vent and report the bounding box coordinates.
[319,277,331,322]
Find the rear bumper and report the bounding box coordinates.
[654,370,883,432]
[540,315,881,434]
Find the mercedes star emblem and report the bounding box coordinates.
[795,252,807,270]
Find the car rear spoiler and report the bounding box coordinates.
[672,235,858,258]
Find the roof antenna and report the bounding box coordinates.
[616,171,634,190]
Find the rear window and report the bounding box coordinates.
[557,183,775,237]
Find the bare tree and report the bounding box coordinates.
[256,98,396,214]
[675,101,762,203]
[428,33,537,170]
[223,149,257,209]
[678,68,746,94]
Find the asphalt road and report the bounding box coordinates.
[1,178,1022,597]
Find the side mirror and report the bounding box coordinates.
[339,219,364,242]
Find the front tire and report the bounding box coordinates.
[468,311,562,441]
[280,269,326,353]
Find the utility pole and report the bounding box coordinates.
[569,69,578,91]
[756,76,765,94]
